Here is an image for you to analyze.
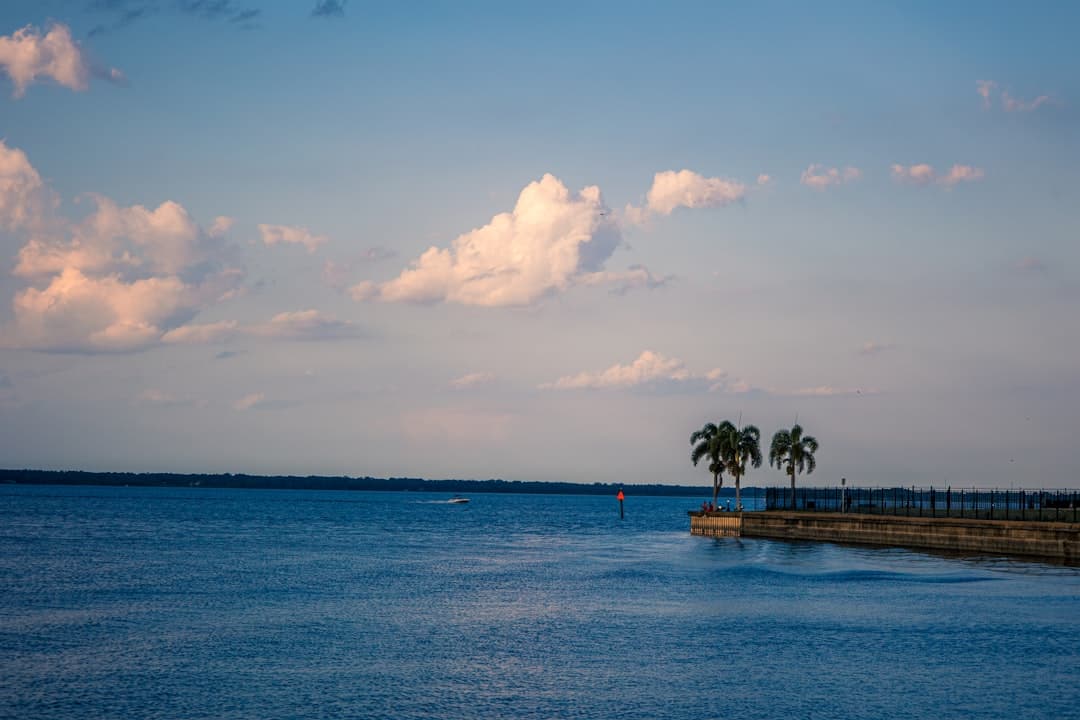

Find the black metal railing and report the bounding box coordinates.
[763,486,1080,523]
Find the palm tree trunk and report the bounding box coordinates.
[735,473,742,511]
[712,472,719,507]
[790,469,796,511]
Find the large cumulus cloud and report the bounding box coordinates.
[3,142,242,353]
[351,174,624,307]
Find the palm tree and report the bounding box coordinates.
[690,422,726,507]
[769,424,819,510]
[717,421,762,511]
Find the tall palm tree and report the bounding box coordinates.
[690,422,727,507]
[718,421,762,511]
[769,424,819,510]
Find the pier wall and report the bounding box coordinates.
[690,511,1080,562]
[688,512,742,537]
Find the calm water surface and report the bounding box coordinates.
[1,486,1078,720]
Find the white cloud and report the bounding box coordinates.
[859,341,896,357]
[939,164,985,187]
[976,79,1053,113]
[623,169,749,224]
[541,352,863,397]
[800,164,861,190]
[208,216,235,238]
[12,267,200,353]
[451,372,495,389]
[542,350,692,390]
[135,389,197,407]
[756,174,772,187]
[703,368,757,394]
[644,169,746,215]
[542,351,765,393]
[161,320,240,345]
[976,80,996,109]
[0,23,119,97]
[258,223,328,254]
[161,311,360,344]
[233,393,265,411]
[4,142,243,353]
[891,163,984,188]
[1001,91,1052,112]
[0,140,50,230]
[247,310,360,341]
[322,247,397,290]
[15,196,206,278]
[889,163,936,185]
[578,264,672,295]
[353,174,621,307]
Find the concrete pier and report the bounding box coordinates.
[690,511,1080,563]
[688,512,742,537]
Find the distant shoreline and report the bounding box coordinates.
[0,468,737,498]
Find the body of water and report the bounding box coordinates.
[1,485,1077,719]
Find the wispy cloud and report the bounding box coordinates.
[311,0,347,18]
[160,320,239,344]
[451,372,495,389]
[890,163,985,188]
[542,351,692,390]
[1001,91,1052,112]
[976,79,1055,112]
[578,264,673,296]
[248,310,361,341]
[134,388,206,407]
[258,224,328,254]
[540,351,756,393]
[542,351,875,398]
[322,247,397,289]
[162,310,361,344]
[86,1,261,35]
[800,164,861,191]
[859,341,896,357]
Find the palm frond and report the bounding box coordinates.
[769,430,791,468]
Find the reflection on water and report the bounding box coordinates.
[0,485,1077,720]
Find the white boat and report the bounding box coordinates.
[448,496,470,504]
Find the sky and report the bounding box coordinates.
[0,1,1078,488]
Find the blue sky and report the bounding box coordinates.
[1,1,1077,487]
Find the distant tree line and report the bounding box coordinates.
[0,468,737,497]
